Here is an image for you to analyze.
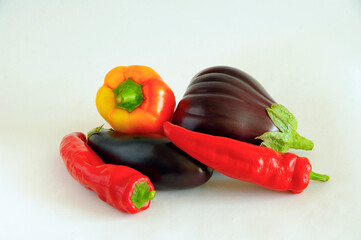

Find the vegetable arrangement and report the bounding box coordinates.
[59,65,329,214]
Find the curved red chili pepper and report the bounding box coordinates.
[60,132,156,214]
[163,122,328,193]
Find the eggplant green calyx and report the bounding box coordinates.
[131,181,156,209]
[86,124,104,143]
[255,104,314,153]
[113,78,144,113]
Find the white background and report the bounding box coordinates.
[1,1,360,239]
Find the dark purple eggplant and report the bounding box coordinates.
[87,128,213,190]
[172,66,313,153]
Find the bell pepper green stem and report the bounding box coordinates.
[309,171,329,182]
[113,78,144,113]
[131,181,156,209]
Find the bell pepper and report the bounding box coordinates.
[96,65,176,134]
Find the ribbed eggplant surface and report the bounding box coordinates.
[172,66,279,145]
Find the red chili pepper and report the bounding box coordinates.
[163,122,329,193]
[59,132,156,214]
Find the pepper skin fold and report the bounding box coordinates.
[96,65,176,134]
[172,66,314,153]
[164,122,329,194]
[87,127,213,190]
[60,132,156,214]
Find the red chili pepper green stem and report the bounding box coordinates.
[164,122,329,194]
[60,132,155,214]
[309,171,329,181]
[131,182,156,209]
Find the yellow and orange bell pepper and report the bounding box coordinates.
[96,65,176,134]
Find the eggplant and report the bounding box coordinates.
[87,129,213,190]
[172,66,314,153]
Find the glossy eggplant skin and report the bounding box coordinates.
[172,66,279,145]
[87,129,213,190]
